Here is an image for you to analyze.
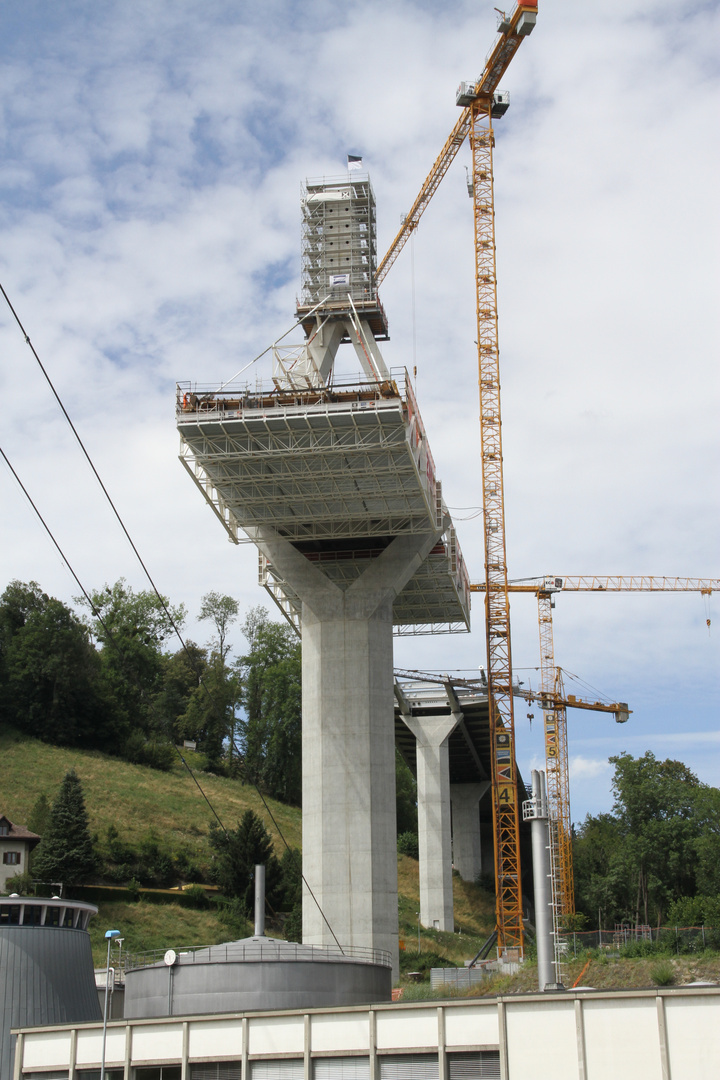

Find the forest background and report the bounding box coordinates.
[3,576,720,940]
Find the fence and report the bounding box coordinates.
[558,924,720,957]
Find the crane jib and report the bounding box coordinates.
[374,1,537,290]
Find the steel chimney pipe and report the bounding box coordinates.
[254,865,266,937]
[528,770,555,991]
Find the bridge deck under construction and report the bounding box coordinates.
[177,368,471,634]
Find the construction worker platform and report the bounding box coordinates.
[177,369,470,634]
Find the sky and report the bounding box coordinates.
[0,0,718,824]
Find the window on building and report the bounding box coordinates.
[0,824,9,836]
[23,905,43,926]
[380,1057,439,1080]
[191,1065,242,1080]
[0,905,21,924]
[134,1069,182,1080]
[23,1073,69,1079]
[447,1052,500,1080]
[314,1059,370,1080]
[3,851,21,864]
[250,1061,304,1080]
[76,1070,125,1080]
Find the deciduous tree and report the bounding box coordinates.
[0,582,112,746]
[574,752,710,927]
[199,592,239,663]
[238,608,301,805]
[78,579,185,749]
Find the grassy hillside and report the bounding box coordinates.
[86,900,246,967]
[1,725,498,971]
[0,724,301,875]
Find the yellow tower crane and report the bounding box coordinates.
[377,1,538,957]
[471,575,719,925]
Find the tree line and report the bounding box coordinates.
[573,751,720,931]
[0,578,302,804]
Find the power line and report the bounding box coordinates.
[0,440,227,835]
[0,281,190,666]
[0,284,339,943]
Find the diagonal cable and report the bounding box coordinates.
[0,287,342,946]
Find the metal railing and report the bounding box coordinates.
[177,367,408,415]
[125,940,392,970]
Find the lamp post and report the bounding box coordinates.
[101,929,121,1080]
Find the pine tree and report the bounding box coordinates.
[32,770,97,887]
[209,809,281,915]
[26,793,52,872]
[27,793,52,838]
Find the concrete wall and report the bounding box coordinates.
[15,987,720,1080]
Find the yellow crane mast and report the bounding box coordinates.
[471,575,718,923]
[376,1,538,956]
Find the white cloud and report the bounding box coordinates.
[570,756,614,781]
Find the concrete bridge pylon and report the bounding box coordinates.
[177,171,471,979]
[252,528,443,974]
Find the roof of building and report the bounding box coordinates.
[0,816,41,844]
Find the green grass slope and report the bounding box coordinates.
[2,725,498,969]
[0,725,301,871]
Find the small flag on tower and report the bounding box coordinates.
[347,155,363,171]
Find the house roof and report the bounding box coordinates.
[0,815,42,845]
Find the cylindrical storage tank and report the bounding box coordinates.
[124,936,392,1018]
[0,896,101,1079]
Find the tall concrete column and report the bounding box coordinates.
[254,527,441,976]
[450,782,490,883]
[399,710,462,931]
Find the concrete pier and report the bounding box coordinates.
[178,173,472,981]
[451,781,490,883]
[255,529,442,975]
[399,709,461,931]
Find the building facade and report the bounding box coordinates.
[13,986,720,1080]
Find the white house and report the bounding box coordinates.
[0,815,41,892]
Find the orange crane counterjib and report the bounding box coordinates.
[374,1,538,288]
